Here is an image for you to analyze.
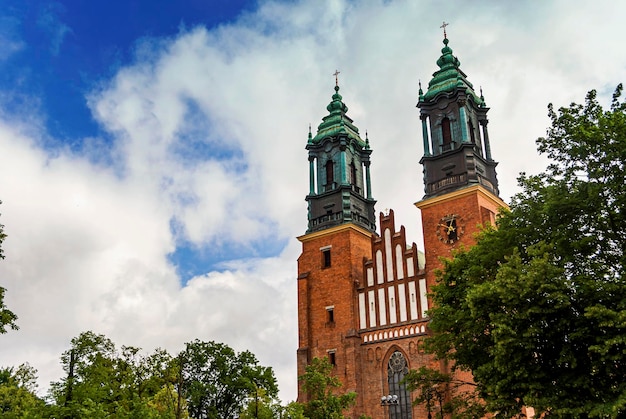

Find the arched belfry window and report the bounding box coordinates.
[386,351,412,419]
[441,117,452,152]
[350,161,358,193]
[468,118,476,144]
[325,160,334,191]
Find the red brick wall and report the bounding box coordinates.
[296,187,506,418]
[297,225,374,404]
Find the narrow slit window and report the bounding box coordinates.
[322,249,331,268]
[327,307,334,323]
[329,351,336,366]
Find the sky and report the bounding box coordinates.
[0,0,625,404]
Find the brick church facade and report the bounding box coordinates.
[296,34,507,419]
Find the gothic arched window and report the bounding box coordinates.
[386,351,412,419]
[441,117,452,151]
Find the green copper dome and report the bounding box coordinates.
[310,85,366,146]
[422,38,484,106]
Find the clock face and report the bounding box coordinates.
[436,214,464,244]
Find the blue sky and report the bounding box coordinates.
[2,0,286,281]
[2,0,256,141]
[0,0,625,404]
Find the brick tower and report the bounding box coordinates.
[297,33,507,419]
[415,32,506,292]
[296,78,377,413]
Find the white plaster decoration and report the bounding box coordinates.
[367,267,374,287]
[368,290,376,328]
[408,281,418,320]
[385,229,394,281]
[419,279,428,318]
[395,244,404,279]
[359,293,367,330]
[407,257,415,277]
[378,288,387,326]
[376,250,384,284]
[388,286,397,324]
[398,283,408,322]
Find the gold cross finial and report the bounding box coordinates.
[440,21,449,39]
[333,69,340,86]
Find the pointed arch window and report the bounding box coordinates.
[325,160,335,191]
[441,117,452,152]
[386,351,413,419]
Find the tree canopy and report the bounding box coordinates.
[0,363,46,418]
[179,339,278,419]
[35,332,278,418]
[298,357,356,419]
[426,84,626,417]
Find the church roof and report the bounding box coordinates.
[310,84,367,147]
[420,37,485,106]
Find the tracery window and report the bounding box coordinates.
[386,351,412,419]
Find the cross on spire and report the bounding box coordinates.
[333,69,340,86]
[440,21,449,39]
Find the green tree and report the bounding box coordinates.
[426,85,626,417]
[298,357,356,419]
[0,201,18,334]
[178,340,278,419]
[0,363,48,418]
[238,387,276,419]
[281,401,306,419]
[49,331,183,418]
[403,366,485,419]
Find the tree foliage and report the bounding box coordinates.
[404,366,485,419]
[298,357,356,419]
[0,200,18,334]
[49,331,186,418]
[2,332,280,418]
[0,363,46,418]
[426,85,626,417]
[179,339,278,419]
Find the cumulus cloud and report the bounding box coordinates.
[0,0,625,404]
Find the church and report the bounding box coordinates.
[296,30,507,419]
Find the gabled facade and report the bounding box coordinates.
[297,34,507,419]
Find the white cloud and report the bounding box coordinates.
[1,0,625,405]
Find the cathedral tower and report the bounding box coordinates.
[305,79,377,234]
[297,81,377,411]
[297,32,508,419]
[416,33,507,289]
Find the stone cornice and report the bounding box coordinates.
[297,222,375,243]
[415,184,509,211]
